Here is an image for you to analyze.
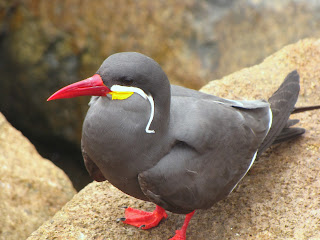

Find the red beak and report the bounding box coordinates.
[47,74,111,101]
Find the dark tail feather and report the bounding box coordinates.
[292,105,320,114]
[272,104,320,144]
[272,119,305,144]
[257,70,300,156]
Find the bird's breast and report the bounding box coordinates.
[81,96,169,199]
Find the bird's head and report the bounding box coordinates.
[47,52,170,103]
[48,52,171,134]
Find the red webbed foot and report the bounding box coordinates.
[169,210,195,240]
[121,205,168,229]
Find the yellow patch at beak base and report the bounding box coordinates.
[109,91,134,100]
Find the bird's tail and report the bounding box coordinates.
[257,70,301,155]
[271,104,320,145]
[291,105,320,114]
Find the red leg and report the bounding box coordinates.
[122,205,168,229]
[169,210,195,240]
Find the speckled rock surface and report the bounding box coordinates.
[0,113,76,240]
[28,39,320,239]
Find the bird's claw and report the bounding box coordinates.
[116,217,126,223]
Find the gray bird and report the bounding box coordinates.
[48,52,315,240]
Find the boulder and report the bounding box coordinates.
[0,113,76,240]
[27,39,320,239]
[196,0,320,79]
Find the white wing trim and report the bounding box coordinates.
[229,150,258,194]
[267,106,273,133]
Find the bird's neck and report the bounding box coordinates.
[150,90,171,135]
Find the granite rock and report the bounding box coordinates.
[0,113,76,240]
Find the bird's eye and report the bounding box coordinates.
[120,76,134,85]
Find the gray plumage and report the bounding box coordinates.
[81,52,302,214]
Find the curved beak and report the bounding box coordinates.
[47,74,111,101]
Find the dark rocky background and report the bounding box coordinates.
[1,0,320,190]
